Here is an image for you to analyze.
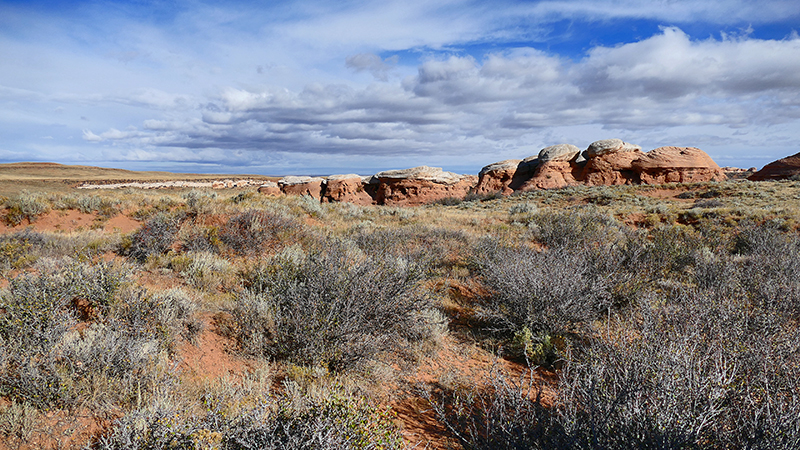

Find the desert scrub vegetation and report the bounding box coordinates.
[218,209,303,256]
[3,190,50,226]
[119,212,183,263]
[229,239,440,372]
[95,384,404,450]
[0,260,197,418]
[433,218,800,449]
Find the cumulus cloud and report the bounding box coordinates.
[575,27,800,99]
[87,27,798,170]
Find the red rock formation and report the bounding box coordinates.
[375,166,477,206]
[323,174,376,205]
[520,161,580,190]
[257,181,281,196]
[631,147,726,184]
[475,158,538,194]
[278,176,326,199]
[581,150,643,186]
[748,152,800,181]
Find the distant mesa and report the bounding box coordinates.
[748,152,800,181]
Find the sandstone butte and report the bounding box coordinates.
[748,151,800,181]
[258,139,733,205]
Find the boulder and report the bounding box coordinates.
[581,149,644,186]
[748,152,800,181]
[324,174,376,205]
[257,181,281,196]
[631,147,726,184]
[475,157,538,194]
[585,139,642,158]
[279,176,326,199]
[375,166,477,206]
[538,144,581,162]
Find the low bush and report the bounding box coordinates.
[119,213,183,263]
[474,240,611,340]
[0,262,192,411]
[177,251,236,291]
[515,208,623,249]
[4,191,49,226]
[230,241,436,371]
[94,387,403,450]
[219,209,302,256]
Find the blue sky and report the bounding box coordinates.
[1,0,799,175]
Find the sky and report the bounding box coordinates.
[1,0,799,175]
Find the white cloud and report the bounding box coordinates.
[82,130,102,142]
[92,27,797,171]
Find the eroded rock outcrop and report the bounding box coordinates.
[521,161,580,190]
[584,139,642,158]
[539,144,581,162]
[259,139,728,206]
[257,181,281,196]
[579,139,645,186]
[323,174,376,205]
[278,176,326,199]
[375,166,477,206]
[748,152,800,181]
[632,146,726,184]
[476,157,538,194]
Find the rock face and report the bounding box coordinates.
[375,166,477,206]
[472,140,725,194]
[323,174,376,205]
[278,176,326,199]
[476,158,538,194]
[257,181,281,196]
[632,147,726,184]
[748,152,800,181]
[580,148,644,186]
[521,161,580,190]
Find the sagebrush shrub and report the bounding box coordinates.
[94,387,403,450]
[0,263,191,411]
[231,240,435,371]
[120,213,182,263]
[517,208,622,249]
[219,209,301,255]
[474,240,611,338]
[4,191,49,225]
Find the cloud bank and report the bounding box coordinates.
[1,0,799,173]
